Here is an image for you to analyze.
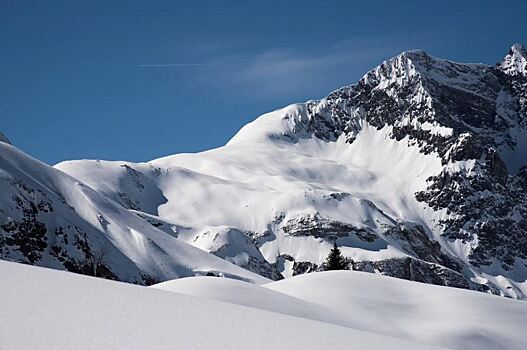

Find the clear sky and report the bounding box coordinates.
[2,0,527,164]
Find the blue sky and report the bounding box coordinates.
[2,0,526,164]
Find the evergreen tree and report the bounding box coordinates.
[323,243,350,270]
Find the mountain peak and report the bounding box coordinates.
[498,43,527,76]
[510,43,527,55]
[0,132,11,145]
[401,49,429,58]
[359,49,427,89]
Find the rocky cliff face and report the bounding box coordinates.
[280,46,527,289]
[221,45,527,296]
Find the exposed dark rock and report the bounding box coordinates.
[354,257,485,292]
[281,212,378,242]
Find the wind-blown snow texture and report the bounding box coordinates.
[2,44,527,298]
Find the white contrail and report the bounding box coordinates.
[138,63,246,67]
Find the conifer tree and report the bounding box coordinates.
[323,242,350,270]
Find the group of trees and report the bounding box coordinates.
[322,243,354,271]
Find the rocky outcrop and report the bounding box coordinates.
[0,132,11,145]
[354,258,480,291]
[0,178,118,280]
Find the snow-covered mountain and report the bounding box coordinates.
[0,140,267,284]
[2,44,527,298]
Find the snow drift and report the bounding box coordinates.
[1,260,447,350]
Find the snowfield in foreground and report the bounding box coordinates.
[155,271,527,350]
[3,261,527,350]
[1,261,440,350]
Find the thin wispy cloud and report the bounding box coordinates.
[141,34,423,99]
[196,37,408,98]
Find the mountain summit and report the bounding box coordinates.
[498,43,527,76]
[2,45,527,298]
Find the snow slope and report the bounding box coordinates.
[56,124,446,279]
[153,275,347,326]
[0,141,267,284]
[153,271,527,350]
[266,271,527,350]
[0,260,444,350]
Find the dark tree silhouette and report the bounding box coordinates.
[323,243,351,270]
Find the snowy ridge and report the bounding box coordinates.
[0,142,267,284]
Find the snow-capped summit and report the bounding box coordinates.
[360,49,427,89]
[498,43,527,76]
